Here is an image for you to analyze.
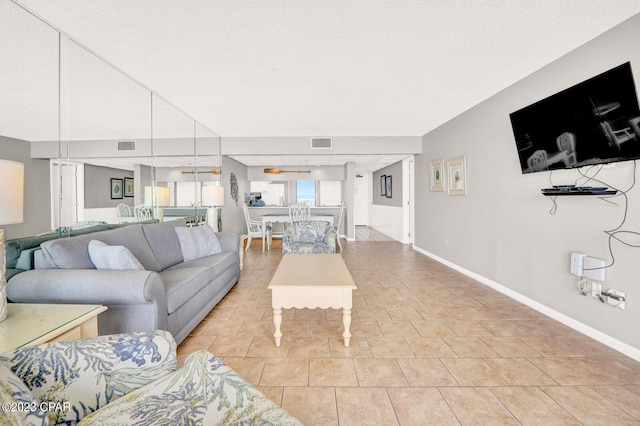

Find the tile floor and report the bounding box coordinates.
[177,240,640,425]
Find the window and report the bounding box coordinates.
[296,180,316,206]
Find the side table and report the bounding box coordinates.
[0,303,107,352]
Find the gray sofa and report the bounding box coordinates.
[7,219,240,344]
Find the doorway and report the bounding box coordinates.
[51,161,84,229]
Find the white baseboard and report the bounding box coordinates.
[413,245,640,362]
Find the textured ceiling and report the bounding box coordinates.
[8,0,640,172]
[15,0,640,138]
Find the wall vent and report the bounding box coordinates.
[311,137,332,149]
[117,140,136,151]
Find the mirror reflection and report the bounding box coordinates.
[63,37,151,229]
[0,0,222,238]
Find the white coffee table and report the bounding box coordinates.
[267,254,357,347]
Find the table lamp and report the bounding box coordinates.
[202,186,224,231]
[0,160,24,322]
[144,186,170,207]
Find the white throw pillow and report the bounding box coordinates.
[174,226,222,262]
[88,240,145,270]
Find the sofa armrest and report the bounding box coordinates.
[0,330,177,425]
[216,232,240,253]
[7,269,168,332]
[8,269,166,306]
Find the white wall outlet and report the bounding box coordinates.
[583,256,606,281]
[570,252,585,277]
[605,289,626,310]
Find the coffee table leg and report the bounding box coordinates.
[273,308,282,347]
[342,308,352,347]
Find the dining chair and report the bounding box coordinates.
[134,204,153,222]
[526,150,548,172]
[556,132,577,167]
[243,204,272,251]
[116,203,133,223]
[288,203,311,222]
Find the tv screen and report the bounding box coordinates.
[510,62,640,174]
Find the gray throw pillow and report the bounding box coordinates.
[88,240,145,270]
[174,226,222,262]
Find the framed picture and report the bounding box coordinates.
[385,175,392,198]
[110,178,123,199]
[447,156,467,195]
[380,175,387,196]
[124,177,134,197]
[430,158,444,192]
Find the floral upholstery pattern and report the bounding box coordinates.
[0,330,176,425]
[80,350,302,425]
[282,220,337,254]
[0,331,301,425]
[0,364,49,425]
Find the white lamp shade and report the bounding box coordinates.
[0,159,24,225]
[144,186,171,207]
[202,186,224,206]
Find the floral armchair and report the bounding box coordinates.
[0,330,301,425]
[282,220,337,255]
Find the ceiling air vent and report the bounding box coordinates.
[311,137,332,149]
[117,140,136,151]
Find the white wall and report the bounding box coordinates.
[415,13,640,358]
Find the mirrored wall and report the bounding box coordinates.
[0,0,222,238]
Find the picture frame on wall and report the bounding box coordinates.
[430,158,444,192]
[111,178,123,199]
[381,175,387,196]
[385,175,392,198]
[124,177,134,197]
[447,156,467,195]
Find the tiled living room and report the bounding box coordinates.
[177,240,640,425]
[3,1,640,425]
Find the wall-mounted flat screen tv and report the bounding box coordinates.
[510,62,640,174]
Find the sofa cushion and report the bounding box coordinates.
[174,226,222,261]
[15,247,39,270]
[160,266,212,314]
[88,240,145,270]
[141,219,186,270]
[39,225,162,271]
[0,364,49,425]
[77,350,302,425]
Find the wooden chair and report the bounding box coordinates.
[556,132,577,167]
[242,204,271,251]
[527,150,548,172]
[134,204,153,222]
[288,203,311,222]
[601,121,636,149]
[116,203,135,223]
